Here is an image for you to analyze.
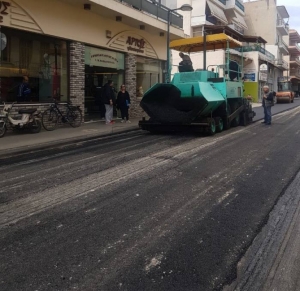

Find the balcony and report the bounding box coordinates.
[290,69,300,79]
[227,23,244,35]
[278,39,289,55]
[288,42,300,56]
[275,59,289,70]
[225,0,245,14]
[112,0,183,28]
[290,57,300,66]
[234,45,275,61]
[276,19,289,35]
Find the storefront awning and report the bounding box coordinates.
[207,1,228,25]
[232,12,248,30]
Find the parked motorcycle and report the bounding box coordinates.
[0,102,42,138]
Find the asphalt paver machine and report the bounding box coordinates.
[139,33,256,135]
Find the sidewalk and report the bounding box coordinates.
[1,101,298,155]
[0,118,140,154]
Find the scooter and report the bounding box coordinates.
[0,102,42,138]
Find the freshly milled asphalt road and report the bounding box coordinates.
[1,105,300,291]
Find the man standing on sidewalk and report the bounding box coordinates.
[262,85,274,125]
[103,80,115,125]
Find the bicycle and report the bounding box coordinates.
[41,97,83,131]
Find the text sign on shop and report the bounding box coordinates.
[259,72,268,81]
[243,69,256,82]
[107,31,158,59]
[126,36,146,54]
[85,47,124,70]
[244,73,255,81]
[0,1,10,23]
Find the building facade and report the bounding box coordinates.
[284,29,300,95]
[243,1,290,95]
[168,0,290,102]
[0,0,184,120]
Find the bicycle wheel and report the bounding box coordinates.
[0,121,7,138]
[42,108,59,131]
[67,107,82,128]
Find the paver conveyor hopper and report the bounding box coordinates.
[139,33,256,134]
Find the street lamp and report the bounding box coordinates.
[166,3,193,83]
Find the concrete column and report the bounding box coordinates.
[125,53,146,119]
[69,42,85,113]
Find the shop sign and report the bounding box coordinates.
[126,36,146,54]
[85,47,124,70]
[243,69,256,82]
[107,31,158,59]
[0,1,10,23]
[259,64,268,72]
[259,72,268,81]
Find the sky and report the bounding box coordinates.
[277,0,300,32]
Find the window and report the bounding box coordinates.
[136,57,163,97]
[0,27,68,103]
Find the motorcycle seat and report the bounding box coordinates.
[18,108,37,114]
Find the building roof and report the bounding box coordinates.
[203,25,267,44]
[277,6,289,19]
[170,33,242,53]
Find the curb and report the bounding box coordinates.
[1,104,299,158]
[252,104,300,123]
[0,126,141,158]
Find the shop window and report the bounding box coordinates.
[136,57,163,97]
[0,27,68,103]
[84,46,125,120]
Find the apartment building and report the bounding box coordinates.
[244,1,289,95]
[170,0,248,76]
[284,29,300,95]
[0,0,184,120]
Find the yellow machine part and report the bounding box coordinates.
[170,33,242,53]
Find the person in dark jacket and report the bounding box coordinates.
[95,86,106,119]
[17,76,31,102]
[116,84,131,123]
[179,52,194,72]
[102,80,115,124]
[262,85,275,125]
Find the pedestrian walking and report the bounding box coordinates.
[262,85,275,125]
[117,84,131,123]
[102,80,115,124]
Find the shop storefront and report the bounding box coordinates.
[0,27,68,103]
[84,46,125,120]
[0,0,171,120]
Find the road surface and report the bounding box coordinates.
[1,105,300,291]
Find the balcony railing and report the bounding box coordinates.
[234,45,275,61]
[290,69,300,78]
[278,39,289,53]
[228,23,244,35]
[117,0,183,28]
[275,59,289,69]
[290,57,300,66]
[235,0,245,12]
[276,19,289,35]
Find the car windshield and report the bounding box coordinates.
[278,82,291,91]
